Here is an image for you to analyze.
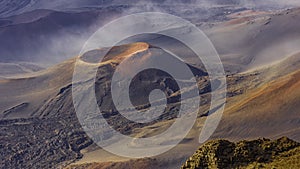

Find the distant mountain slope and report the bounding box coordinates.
[2,7,300,71]
[0,1,250,65]
[181,137,300,169]
[207,8,300,72]
[0,0,33,18]
[0,62,44,78]
[1,0,299,18]
[0,0,251,18]
[0,8,123,64]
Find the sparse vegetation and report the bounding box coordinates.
[181,137,300,169]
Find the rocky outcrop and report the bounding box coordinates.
[181,137,300,169]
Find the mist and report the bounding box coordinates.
[1,0,300,67]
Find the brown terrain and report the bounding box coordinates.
[0,7,300,169]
